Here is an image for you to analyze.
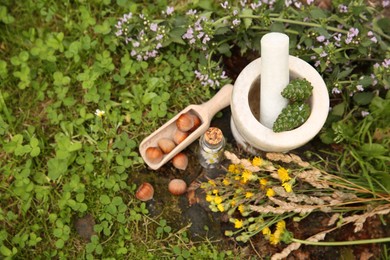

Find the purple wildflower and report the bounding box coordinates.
[320,51,328,58]
[166,6,174,15]
[251,2,262,9]
[361,111,369,117]
[182,27,194,40]
[232,19,241,26]
[383,0,389,7]
[383,59,390,68]
[186,9,197,15]
[316,35,326,42]
[150,23,158,32]
[202,34,211,44]
[356,85,364,91]
[345,27,359,44]
[338,4,348,13]
[307,0,314,4]
[371,74,378,86]
[221,1,229,9]
[332,87,342,94]
[367,31,378,43]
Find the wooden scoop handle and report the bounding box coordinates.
[197,84,233,121]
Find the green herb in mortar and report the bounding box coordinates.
[273,78,313,132]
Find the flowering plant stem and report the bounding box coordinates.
[238,14,349,34]
[292,236,390,246]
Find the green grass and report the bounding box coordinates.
[0,0,389,259]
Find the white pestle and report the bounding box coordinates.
[260,32,289,129]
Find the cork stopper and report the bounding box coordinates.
[204,127,223,146]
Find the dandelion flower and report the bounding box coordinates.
[245,192,254,198]
[282,182,293,193]
[222,178,230,186]
[208,180,216,186]
[266,188,275,197]
[234,219,244,229]
[212,189,219,194]
[252,157,262,166]
[270,234,279,245]
[260,178,268,187]
[242,169,255,182]
[238,204,245,214]
[217,204,225,212]
[262,226,271,237]
[214,196,223,204]
[278,167,291,182]
[228,164,236,173]
[206,194,213,202]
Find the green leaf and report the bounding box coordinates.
[376,17,390,34]
[331,102,345,117]
[359,143,387,157]
[67,142,82,152]
[310,8,327,19]
[94,20,111,35]
[353,92,374,105]
[30,146,41,157]
[169,28,187,45]
[217,43,231,56]
[241,8,253,29]
[55,238,64,249]
[99,195,111,205]
[0,6,15,24]
[47,158,68,180]
[142,92,157,105]
[0,245,12,257]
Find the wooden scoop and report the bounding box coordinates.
[139,84,233,170]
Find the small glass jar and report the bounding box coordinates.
[198,127,225,169]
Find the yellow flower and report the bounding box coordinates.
[277,167,291,183]
[276,220,286,230]
[241,169,255,183]
[228,164,236,173]
[269,220,286,245]
[212,189,219,194]
[238,204,245,214]
[231,200,236,206]
[262,226,271,237]
[266,188,275,197]
[214,196,223,204]
[206,194,213,202]
[222,178,230,186]
[208,180,216,186]
[252,157,262,167]
[282,182,292,193]
[217,204,225,212]
[260,178,268,190]
[234,219,244,229]
[245,192,254,198]
[269,234,279,245]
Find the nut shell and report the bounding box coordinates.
[189,113,201,132]
[176,113,194,132]
[172,152,188,170]
[173,129,189,145]
[158,138,176,154]
[136,182,154,201]
[168,179,187,195]
[145,147,163,164]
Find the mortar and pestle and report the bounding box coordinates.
[140,32,330,168]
